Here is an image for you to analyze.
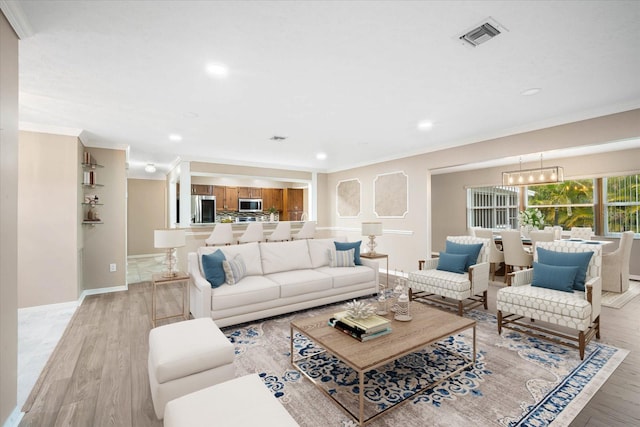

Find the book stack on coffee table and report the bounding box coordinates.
[328,311,392,342]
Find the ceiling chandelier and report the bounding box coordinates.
[502,155,564,186]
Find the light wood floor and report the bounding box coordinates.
[19,281,640,426]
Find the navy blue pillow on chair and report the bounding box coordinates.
[445,241,483,272]
[531,262,578,293]
[202,249,227,288]
[335,241,362,265]
[536,247,593,291]
[436,252,468,274]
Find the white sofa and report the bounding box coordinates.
[188,237,379,327]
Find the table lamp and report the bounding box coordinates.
[154,229,186,277]
[361,222,383,255]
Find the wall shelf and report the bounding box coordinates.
[81,162,104,169]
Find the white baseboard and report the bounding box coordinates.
[79,285,128,304]
[2,406,23,427]
[631,274,640,281]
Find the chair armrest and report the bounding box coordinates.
[188,252,212,319]
[585,276,602,320]
[468,262,489,294]
[508,268,534,287]
[359,259,380,289]
[419,258,439,271]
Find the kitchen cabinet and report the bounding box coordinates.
[284,188,303,221]
[238,187,262,198]
[262,188,283,213]
[213,186,225,211]
[191,184,213,196]
[223,186,238,211]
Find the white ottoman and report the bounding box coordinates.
[164,374,299,427]
[148,318,235,419]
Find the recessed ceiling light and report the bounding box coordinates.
[316,152,327,160]
[417,120,433,131]
[521,88,541,96]
[144,163,156,173]
[169,133,183,142]
[206,63,229,78]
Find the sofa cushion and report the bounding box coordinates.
[259,240,312,274]
[202,249,226,288]
[445,241,483,271]
[329,248,355,267]
[222,254,247,285]
[210,276,280,311]
[536,247,593,291]
[436,252,467,274]
[307,237,347,268]
[265,269,333,298]
[531,262,577,293]
[198,242,263,276]
[335,241,362,265]
[408,269,470,293]
[316,265,375,289]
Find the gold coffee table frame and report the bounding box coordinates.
[290,303,476,426]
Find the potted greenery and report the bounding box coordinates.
[268,206,278,222]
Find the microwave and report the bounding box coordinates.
[238,198,262,212]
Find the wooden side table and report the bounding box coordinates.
[360,252,389,288]
[152,272,190,327]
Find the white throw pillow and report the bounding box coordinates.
[222,254,247,285]
[328,248,355,268]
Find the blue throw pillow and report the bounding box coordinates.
[202,249,226,288]
[445,241,483,272]
[536,247,593,291]
[531,262,578,293]
[436,252,468,274]
[334,241,362,265]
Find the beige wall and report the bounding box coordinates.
[127,179,167,256]
[0,10,19,424]
[82,147,127,290]
[18,131,80,308]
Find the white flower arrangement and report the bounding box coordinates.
[518,207,545,228]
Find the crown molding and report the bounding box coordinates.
[0,0,34,39]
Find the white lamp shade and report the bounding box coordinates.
[154,229,186,249]
[362,222,383,236]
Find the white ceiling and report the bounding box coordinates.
[8,1,640,178]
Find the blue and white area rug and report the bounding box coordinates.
[222,306,627,427]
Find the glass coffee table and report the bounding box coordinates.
[290,303,476,425]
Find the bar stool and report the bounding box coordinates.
[205,223,234,246]
[237,223,264,244]
[266,222,291,242]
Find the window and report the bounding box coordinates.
[526,179,595,230]
[604,174,640,235]
[467,186,519,229]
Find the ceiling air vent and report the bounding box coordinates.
[459,22,501,47]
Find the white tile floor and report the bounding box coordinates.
[17,255,165,412]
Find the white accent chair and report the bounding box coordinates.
[602,231,634,293]
[292,221,316,240]
[408,236,490,316]
[501,230,533,276]
[237,222,264,244]
[474,229,504,282]
[570,227,594,240]
[497,240,602,359]
[205,223,234,246]
[267,221,291,242]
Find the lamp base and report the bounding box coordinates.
[367,235,377,255]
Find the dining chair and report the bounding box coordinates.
[474,228,504,282]
[570,227,593,240]
[237,223,264,244]
[529,230,554,253]
[602,230,634,293]
[501,230,533,278]
[292,221,316,240]
[266,221,291,242]
[205,223,234,246]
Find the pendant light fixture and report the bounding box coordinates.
[502,155,564,186]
